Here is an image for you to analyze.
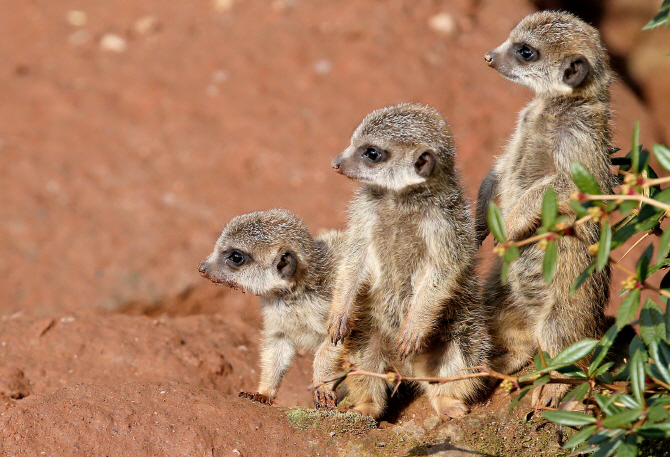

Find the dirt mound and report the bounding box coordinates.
[0,381,332,457]
[0,312,315,416]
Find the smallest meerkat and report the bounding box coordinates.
[199,209,344,408]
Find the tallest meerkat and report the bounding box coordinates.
[475,12,614,405]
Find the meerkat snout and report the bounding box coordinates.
[198,261,209,277]
[332,156,343,173]
[484,51,495,66]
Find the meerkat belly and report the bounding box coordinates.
[366,211,426,334]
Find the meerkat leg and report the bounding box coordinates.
[345,333,389,419]
[312,339,345,410]
[414,329,488,419]
[240,334,295,405]
[485,259,536,375]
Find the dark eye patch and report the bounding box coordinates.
[224,249,248,267]
[361,146,387,164]
[514,43,539,63]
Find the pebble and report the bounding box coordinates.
[66,10,87,27]
[428,13,458,36]
[100,33,127,53]
[134,16,160,35]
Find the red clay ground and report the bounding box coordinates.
[1,0,668,455]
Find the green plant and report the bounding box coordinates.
[488,123,670,456]
[644,0,670,30]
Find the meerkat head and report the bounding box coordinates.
[332,103,455,191]
[198,209,315,297]
[484,11,611,97]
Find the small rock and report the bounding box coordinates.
[428,13,459,36]
[213,0,235,12]
[134,16,160,35]
[66,10,87,27]
[393,419,426,441]
[423,414,441,431]
[100,33,127,53]
[68,30,91,46]
[313,59,332,75]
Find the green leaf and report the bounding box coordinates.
[562,382,590,405]
[570,199,588,218]
[629,348,646,406]
[503,245,519,263]
[550,338,599,368]
[616,434,637,457]
[542,410,596,427]
[508,385,532,412]
[616,288,640,328]
[639,298,666,347]
[593,362,614,380]
[636,244,654,282]
[636,421,670,439]
[542,187,557,228]
[501,260,510,283]
[652,143,670,172]
[647,405,670,423]
[590,436,622,457]
[589,324,619,376]
[596,221,612,271]
[618,199,638,216]
[563,425,597,449]
[571,162,602,195]
[542,240,557,283]
[644,8,670,29]
[533,374,551,386]
[594,392,623,416]
[487,202,506,243]
[601,408,643,428]
[649,339,670,385]
[631,121,640,173]
[656,227,670,264]
[570,262,596,296]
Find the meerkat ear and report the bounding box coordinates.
[414,150,436,178]
[274,249,298,279]
[561,55,590,88]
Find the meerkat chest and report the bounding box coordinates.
[261,298,326,350]
[500,100,556,208]
[366,199,428,296]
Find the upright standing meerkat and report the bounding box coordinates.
[328,103,491,420]
[199,209,344,409]
[475,11,614,405]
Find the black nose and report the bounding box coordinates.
[198,261,208,276]
[332,157,343,174]
[484,51,495,67]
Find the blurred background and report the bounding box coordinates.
[1,0,668,317]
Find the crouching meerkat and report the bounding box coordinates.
[328,103,491,419]
[475,11,614,405]
[199,209,344,409]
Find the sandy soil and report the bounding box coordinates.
[0,0,668,455]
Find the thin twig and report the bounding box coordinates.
[507,215,593,248]
[619,232,651,262]
[583,194,670,212]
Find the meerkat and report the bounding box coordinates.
[475,11,615,405]
[198,209,344,409]
[328,103,491,420]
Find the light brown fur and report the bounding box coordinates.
[475,12,615,406]
[329,103,491,419]
[199,209,344,408]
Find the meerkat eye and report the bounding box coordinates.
[226,250,247,267]
[362,147,385,163]
[516,44,538,62]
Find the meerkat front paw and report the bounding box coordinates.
[313,388,338,410]
[328,314,352,345]
[395,328,425,361]
[531,383,570,409]
[431,396,469,419]
[239,391,273,405]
